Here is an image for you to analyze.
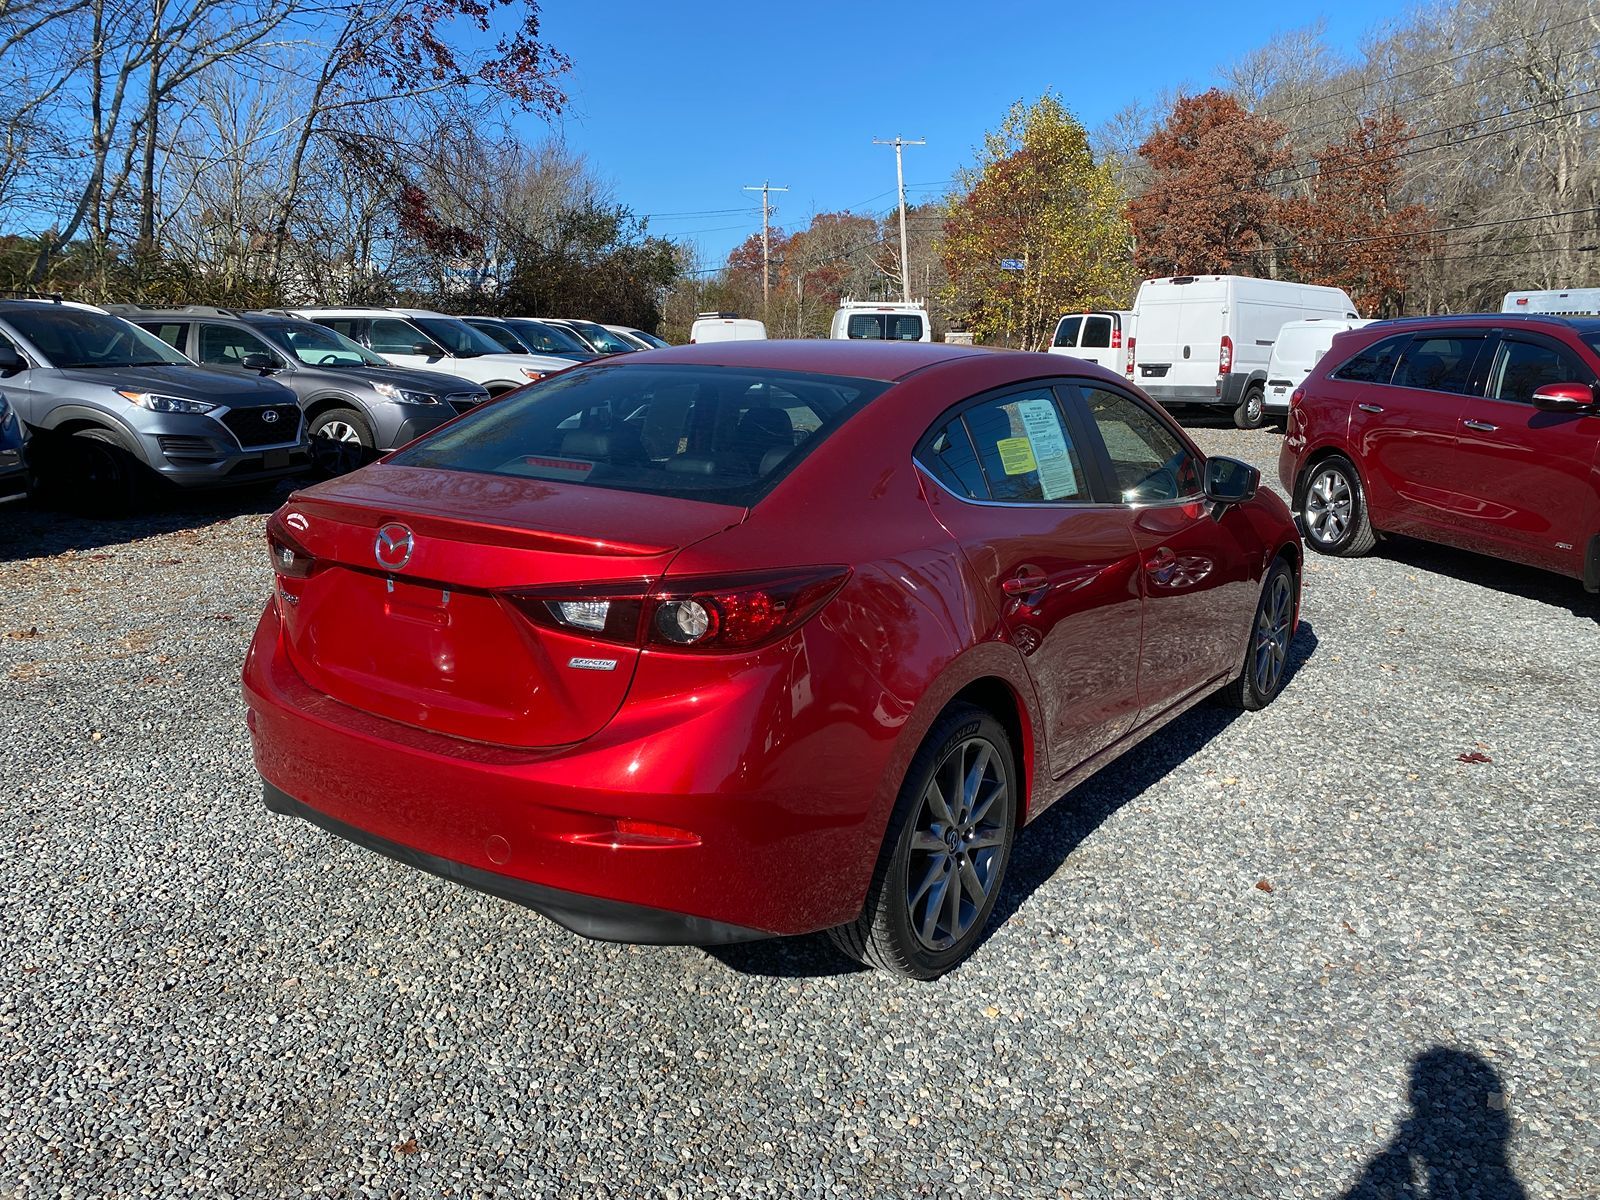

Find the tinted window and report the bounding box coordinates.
[887,314,924,341]
[1489,339,1587,403]
[565,321,636,354]
[508,320,588,354]
[1080,316,1112,349]
[392,365,887,505]
[199,323,276,366]
[369,318,432,356]
[959,390,1088,503]
[2,307,187,368]
[1052,317,1081,348]
[412,316,502,357]
[1333,333,1408,384]
[1392,335,1486,395]
[469,320,525,353]
[847,314,885,340]
[1081,388,1201,502]
[920,420,987,499]
[142,322,188,351]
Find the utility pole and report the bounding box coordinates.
[742,180,788,313]
[873,136,924,303]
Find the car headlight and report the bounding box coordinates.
[372,381,441,405]
[117,390,216,414]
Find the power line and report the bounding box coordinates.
[1240,204,1600,260]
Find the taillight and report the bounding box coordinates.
[1290,386,1305,408]
[1111,329,1122,349]
[1219,334,1234,375]
[266,510,317,579]
[508,567,851,653]
[1125,336,1136,378]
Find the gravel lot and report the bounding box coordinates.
[1,425,1595,1199]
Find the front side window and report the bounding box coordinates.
[1081,388,1201,503]
[392,364,887,505]
[469,321,526,353]
[411,317,501,357]
[1391,335,1487,395]
[199,323,277,367]
[265,321,382,368]
[508,320,588,354]
[952,389,1089,504]
[1,308,188,369]
[368,318,433,356]
[1489,339,1589,403]
[1333,333,1408,384]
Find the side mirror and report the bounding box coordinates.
[410,343,438,357]
[1204,456,1260,507]
[241,352,282,373]
[0,343,25,376]
[1530,382,1596,413]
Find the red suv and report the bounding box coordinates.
[1279,314,1600,590]
[244,342,1302,978]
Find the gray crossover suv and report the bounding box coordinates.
[0,299,309,511]
[117,307,487,475]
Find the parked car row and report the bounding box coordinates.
[0,297,673,510]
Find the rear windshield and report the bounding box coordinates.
[392,363,889,505]
[846,312,924,341]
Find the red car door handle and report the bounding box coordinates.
[1464,419,1498,432]
[1358,403,1384,414]
[1001,571,1050,597]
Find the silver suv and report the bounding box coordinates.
[0,299,308,511]
[116,307,487,476]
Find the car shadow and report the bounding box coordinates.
[708,619,1320,979]
[1374,534,1598,619]
[0,481,296,563]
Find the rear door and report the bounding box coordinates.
[917,382,1144,776]
[1448,331,1600,574]
[1073,383,1259,716]
[1076,314,1116,372]
[1049,316,1083,357]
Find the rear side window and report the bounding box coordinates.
[1080,316,1112,348]
[1052,317,1081,348]
[1489,339,1590,403]
[920,421,988,499]
[393,364,887,505]
[1333,334,1408,383]
[1081,388,1201,502]
[920,389,1088,504]
[1392,335,1486,395]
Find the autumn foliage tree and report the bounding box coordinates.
[1280,115,1434,314]
[1126,89,1291,277]
[940,95,1132,350]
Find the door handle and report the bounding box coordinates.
[1464,419,1498,433]
[1001,571,1050,597]
[1358,403,1384,414]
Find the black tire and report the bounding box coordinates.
[828,703,1017,980]
[1297,453,1376,556]
[1219,557,1296,711]
[40,427,149,516]
[307,407,374,478]
[1232,383,1266,429]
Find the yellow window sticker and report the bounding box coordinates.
[996,436,1037,475]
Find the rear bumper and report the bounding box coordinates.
[242,602,888,943]
[262,780,767,944]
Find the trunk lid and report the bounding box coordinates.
[273,465,744,747]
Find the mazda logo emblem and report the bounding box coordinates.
[261,409,281,424]
[374,522,414,570]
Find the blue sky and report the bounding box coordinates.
[531,0,1399,268]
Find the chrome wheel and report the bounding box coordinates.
[1253,570,1293,696]
[1304,465,1354,545]
[906,736,1008,952]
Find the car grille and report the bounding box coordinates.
[222,405,301,448]
[446,392,487,414]
[157,435,223,462]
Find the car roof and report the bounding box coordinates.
[1362,312,1600,335]
[0,298,107,315]
[606,339,991,382]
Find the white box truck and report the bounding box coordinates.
[1501,288,1600,316]
[829,301,931,342]
[1131,275,1358,428]
[1047,310,1135,377]
[1263,318,1372,423]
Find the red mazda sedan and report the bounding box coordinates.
[244,342,1302,977]
[1279,313,1600,589]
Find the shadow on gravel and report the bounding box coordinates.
[1375,534,1598,619]
[0,482,295,562]
[711,619,1320,979]
[1342,1048,1527,1200]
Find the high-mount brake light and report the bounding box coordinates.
[507,567,851,653]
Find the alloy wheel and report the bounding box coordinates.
[311,420,366,475]
[1253,570,1293,696]
[1304,465,1354,546]
[905,736,1008,951]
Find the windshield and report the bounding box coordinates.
[392,363,888,506]
[263,321,385,368]
[508,319,589,355]
[2,307,189,369]
[565,320,637,354]
[413,316,504,358]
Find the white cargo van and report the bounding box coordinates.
[1263,318,1372,422]
[1501,288,1600,316]
[1048,310,1135,377]
[1131,275,1358,428]
[689,313,767,344]
[829,301,931,342]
